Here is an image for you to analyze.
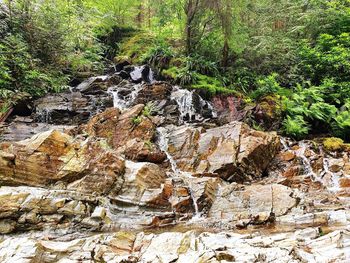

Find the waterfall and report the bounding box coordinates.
[171,86,217,123]
[283,140,341,193]
[156,126,182,174]
[171,87,202,123]
[108,84,142,110]
[130,65,155,84]
[36,108,52,123]
[156,126,200,217]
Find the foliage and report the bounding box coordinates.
[282,115,310,139]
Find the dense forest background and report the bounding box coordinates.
[0,0,349,139]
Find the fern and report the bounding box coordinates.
[282,115,310,139]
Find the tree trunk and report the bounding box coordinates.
[222,38,229,68]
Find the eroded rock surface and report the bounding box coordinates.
[1,70,350,262]
[163,122,280,182]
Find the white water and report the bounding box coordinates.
[284,140,341,193]
[156,126,200,217]
[130,65,155,84]
[108,84,142,110]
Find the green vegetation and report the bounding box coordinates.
[323,137,345,152]
[1,0,350,140]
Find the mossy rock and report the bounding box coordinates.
[191,73,238,97]
[118,32,156,64]
[323,137,344,152]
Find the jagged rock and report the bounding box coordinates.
[2,229,349,263]
[0,130,125,190]
[135,82,172,105]
[33,91,113,125]
[112,161,169,207]
[184,177,222,214]
[81,107,120,145]
[122,139,167,163]
[211,95,246,124]
[164,122,279,182]
[0,116,75,142]
[209,184,298,224]
[113,104,155,147]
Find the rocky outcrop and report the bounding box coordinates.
[33,91,113,125]
[212,95,247,124]
[209,183,298,225]
[0,130,125,190]
[1,228,350,262]
[164,122,280,182]
[2,70,350,262]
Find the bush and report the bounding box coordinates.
[282,115,310,139]
[332,110,350,140]
[251,74,282,100]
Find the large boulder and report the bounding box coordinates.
[164,122,280,182]
[33,91,113,125]
[0,130,125,191]
[135,82,172,105]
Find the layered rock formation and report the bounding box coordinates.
[0,67,349,262]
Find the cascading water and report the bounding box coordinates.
[282,139,342,193]
[130,65,155,84]
[108,83,142,110]
[170,86,216,123]
[156,126,200,217]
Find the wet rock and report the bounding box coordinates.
[209,184,298,224]
[135,82,172,105]
[113,104,156,149]
[81,107,120,145]
[112,161,169,207]
[33,91,113,125]
[279,151,296,161]
[123,139,167,163]
[0,130,125,189]
[0,116,75,142]
[212,95,246,124]
[164,122,279,182]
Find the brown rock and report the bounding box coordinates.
[339,178,350,188]
[279,151,296,162]
[0,130,125,191]
[209,184,297,222]
[83,107,120,145]
[135,82,172,104]
[113,104,156,149]
[165,122,279,183]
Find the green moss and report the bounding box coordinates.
[118,32,157,64]
[191,73,239,96]
[162,66,179,80]
[323,137,344,152]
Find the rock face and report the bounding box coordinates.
[209,183,298,224]
[1,69,350,262]
[0,130,125,189]
[1,229,350,263]
[164,122,280,182]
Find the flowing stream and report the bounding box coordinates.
[281,138,342,193]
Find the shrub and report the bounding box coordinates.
[332,110,350,140]
[251,74,282,100]
[282,115,310,139]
